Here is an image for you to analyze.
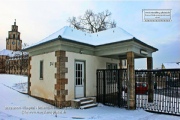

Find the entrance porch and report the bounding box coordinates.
[95,37,158,109]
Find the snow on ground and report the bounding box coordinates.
[0,74,27,93]
[0,74,179,120]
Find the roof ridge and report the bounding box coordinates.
[116,27,134,37]
[60,26,69,37]
[90,27,134,38]
[41,26,67,41]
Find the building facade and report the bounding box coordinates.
[24,26,158,108]
[0,55,7,73]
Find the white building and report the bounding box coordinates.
[24,26,158,108]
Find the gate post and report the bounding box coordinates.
[103,70,106,104]
[147,57,153,102]
[118,59,123,107]
[127,52,135,109]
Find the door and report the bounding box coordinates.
[75,61,84,98]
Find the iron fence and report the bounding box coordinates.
[97,69,127,107]
[135,69,180,115]
[97,69,180,116]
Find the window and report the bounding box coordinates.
[40,60,43,79]
[13,34,15,39]
[106,63,117,69]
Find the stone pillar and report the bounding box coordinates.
[127,52,135,109]
[28,57,32,95]
[55,50,70,108]
[147,57,153,70]
[147,57,153,102]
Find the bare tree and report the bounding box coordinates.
[68,10,116,33]
[22,43,29,49]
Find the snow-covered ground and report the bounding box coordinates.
[0,74,28,93]
[0,74,179,120]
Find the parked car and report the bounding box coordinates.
[136,82,148,94]
[124,82,148,95]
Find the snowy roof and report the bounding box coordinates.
[27,26,134,48]
[163,62,180,69]
[0,49,28,57]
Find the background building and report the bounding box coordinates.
[162,62,180,69]
[0,20,28,75]
[6,19,22,51]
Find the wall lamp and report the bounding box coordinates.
[140,50,148,55]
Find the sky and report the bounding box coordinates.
[0,0,180,69]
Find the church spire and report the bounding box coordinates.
[14,19,16,25]
[6,20,22,51]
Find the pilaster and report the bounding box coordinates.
[147,57,153,102]
[54,50,70,107]
[127,52,135,109]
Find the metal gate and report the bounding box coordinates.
[97,69,180,116]
[97,69,127,107]
[135,69,180,115]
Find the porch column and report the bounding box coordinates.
[147,57,153,102]
[127,52,135,109]
[147,57,153,70]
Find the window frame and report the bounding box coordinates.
[39,60,44,80]
[106,63,118,69]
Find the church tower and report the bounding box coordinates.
[6,19,22,51]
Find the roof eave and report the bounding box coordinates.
[22,38,59,52]
[133,37,158,52]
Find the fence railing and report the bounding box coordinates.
[135,69,180,115]
[97,69,180,115]
[97,69,127,107]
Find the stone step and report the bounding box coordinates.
[73,97,91,102]
[80,100,94,105]
[80,103,98,109]
[71,97,97,109]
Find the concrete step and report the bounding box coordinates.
[73,97,91,102]
[71,97,97,109]
[80,103,98,109]
[80,100,94,105]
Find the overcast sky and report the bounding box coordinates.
[0,0,179,69]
